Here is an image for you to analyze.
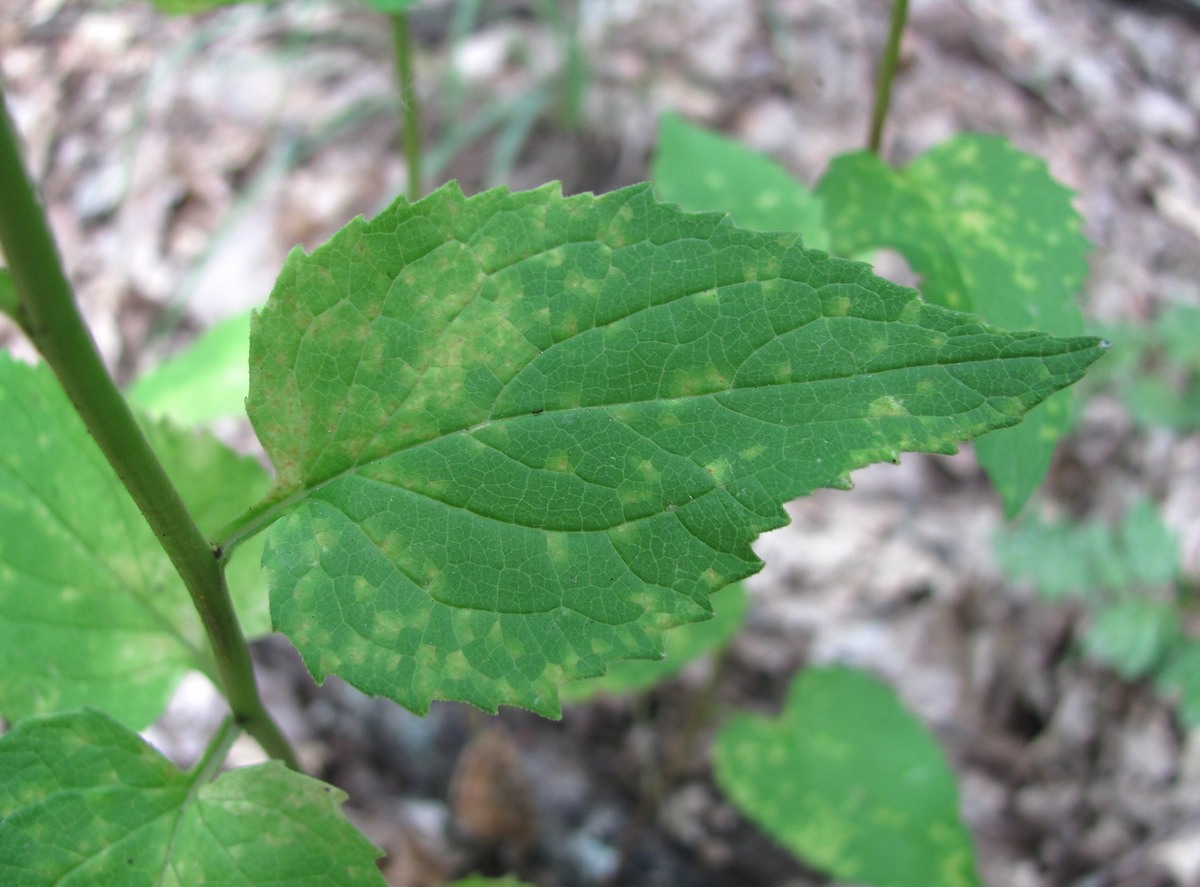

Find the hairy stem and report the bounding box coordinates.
[0,87,297,771]
[391,11,423,201]
[867,0,910,155]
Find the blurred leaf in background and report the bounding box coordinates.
[653,113,829,249]
[1092,303,1200,431]
[127,309,253,426]
[995,500,1196,723]
[714,666,980,887]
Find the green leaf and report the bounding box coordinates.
[142,0,247,12]
[1088,306,1200,432]
[1156,303,1200,370]
[0,709,384,887]
[1106,304,1200,432]
[713,666,979,887]
[994,517,1098,600]
[1083,601,1180,680]
[127,309,252,426]
[359,0,424,11]
[1117,499,1179,587]
[818,135,1090,516]
[0,268,15,320]
[1123,375,1200,431]
[247,180,1104,718]
[0,356,270,729]
[653,113,829,250]
[559,581,748,703]
[994,499,1178,602]
[1157,640,1200,727]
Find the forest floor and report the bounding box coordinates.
[3,0,1200,885]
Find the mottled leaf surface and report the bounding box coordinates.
[0,710,384,887]
[653,113,829,249]
[559,581,747,703]
[0,357,269,728]
[818,135,1090,515]
[248,181,1103,717]
[714,666,979,887]
[128,309,252,425]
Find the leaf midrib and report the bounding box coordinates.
[239,332,1090,553]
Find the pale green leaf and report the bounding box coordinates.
[1157,640,1200,727]
[0,356,269,729]
[653,113,829,250]
[559,581,747,703]
[359,0,424,11]
[818,135,1090,516]
[1084,601,1180,680]
[994,518,1107,600]
[1098,304,1200,432]
[0,709,384,887]
[1156,303,1200,370]
[143,0,246,12]
[713,666,979,887]
[247,180,1103,717]
[1118,499,1180,587]
[127,309,252,425]
[1124,374,1200,431]
[994,498,1178,601]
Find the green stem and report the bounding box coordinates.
[190,716,241,783]
[390,11,422,201]
[866,0,909,155]
[0,87,298,771]
[215,483,310,564]
[661,645,729,786]
[536,0,585,132]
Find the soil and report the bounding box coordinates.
[3,1,1200,885]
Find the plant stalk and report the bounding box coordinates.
[866,0,910,155]
[536,0,585,131]
[0,87,297,771]
[190,716,241,784]
[390,11,423,201]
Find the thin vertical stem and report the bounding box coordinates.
[391,11,423,201]
[0,86,297,771]
[536,0,586,132]
[867,0,910,155]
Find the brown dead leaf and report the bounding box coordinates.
[449,724,536,850]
